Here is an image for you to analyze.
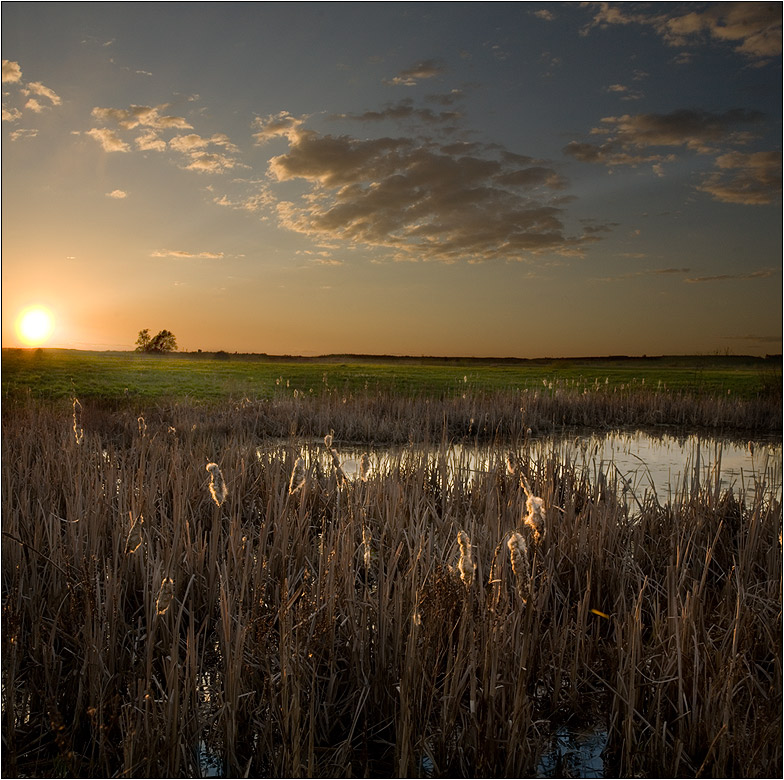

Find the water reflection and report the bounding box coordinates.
[270,430,782,505]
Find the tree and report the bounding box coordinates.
[136,329,178,353]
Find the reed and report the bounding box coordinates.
[1,397,780,777]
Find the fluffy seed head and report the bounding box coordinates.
[289,456,306,494]
[205,462,228,506]
[125,514,144,554]
[324,433,333,449]
[156,577,175,615]
[457,530,475,587]
[507,532,529,583]
[72,398,84,445]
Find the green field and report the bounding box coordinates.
[2,348,780,403]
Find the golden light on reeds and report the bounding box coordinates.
[520,475,545,543]
[205,462,228,506]
[360,452,371,482]
[72,398,84,445]
[507,531,529,588]
[590,608,610,619]
[289,456,306,494]
[156,577,174,615]
[125,514,143,554]
[362,523,372,570]
[457,530,475,587]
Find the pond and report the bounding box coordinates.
[278,428,782,506]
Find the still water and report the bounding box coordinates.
[294,428,782,504]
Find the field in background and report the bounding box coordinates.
[2,348,781,403]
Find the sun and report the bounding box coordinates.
[17,306,55,347]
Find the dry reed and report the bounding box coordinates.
[1,397,780,778]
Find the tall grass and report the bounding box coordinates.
[2,398,781,777]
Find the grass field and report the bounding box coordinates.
[2,348,781,403]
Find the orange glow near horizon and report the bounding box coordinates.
[16,306,56,347]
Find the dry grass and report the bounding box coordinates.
[2,398,781,777]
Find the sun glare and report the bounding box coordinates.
[17,306,55,347]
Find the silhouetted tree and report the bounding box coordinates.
[135,329,178,353]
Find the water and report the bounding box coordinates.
[273,429,782,505]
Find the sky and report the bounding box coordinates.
[2,2,782,357]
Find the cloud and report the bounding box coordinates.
[135,130,167,152]
[386,59,446,86]
[2,59,22,83]
[86,127,130,152]
[685,269,775,283]
[697,150,782,204]
[336,98,461,126]
[150,249,225,259]
[581,2,782,62]
[8,128,38,141]
[106,189,127,199]
[252,110,308,144]
[2,61,61,124]
[261,117,590,263]
[23,81,61,106]
[605,83,643,101]
[564,108,765,171]
[91,104,191,130]
[533,9,555,22]
[90,104,239,172]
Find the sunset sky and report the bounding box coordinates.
[2,2,781,356]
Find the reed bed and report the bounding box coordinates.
[2,398,781,778]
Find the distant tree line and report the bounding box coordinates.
[135,329,178,353]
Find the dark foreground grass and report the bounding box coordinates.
[2,399,781,778]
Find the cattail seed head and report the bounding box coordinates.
[506,452,517,475]
[205,462,228,506]
[457,530,475,587]
[360,453,371,482]
[324,433,333,449]
[137,416,147,437]
[125,514,144,554]
[72,398,84,445]
[289,456,306,494]
[156,577,175,615]
[507,532,529,584]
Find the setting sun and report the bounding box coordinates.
[16,306,55,347]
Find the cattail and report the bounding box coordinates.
[359,453,371,482]
[457,530,475,587]
[521,475,545,543]
[330,448,346,486]
[156,577,175,615]
[72,398,84,445]
[507,532,529,588]
[324,433,333,449]
[362,523,372,570]
[125,514,144,554]
[205,462,228,506]
[289,456,306,494]
[137,416,147,437]
[506,451,517,475]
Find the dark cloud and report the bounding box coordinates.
[386,59,446,86]
[336,98,461,126]
[697,150,782,204]
[254,114,589,263]
[564,109,774,195]
[685,269,775,282]
[582,2,782,63]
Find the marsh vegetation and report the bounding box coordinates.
[1,360,781,777]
